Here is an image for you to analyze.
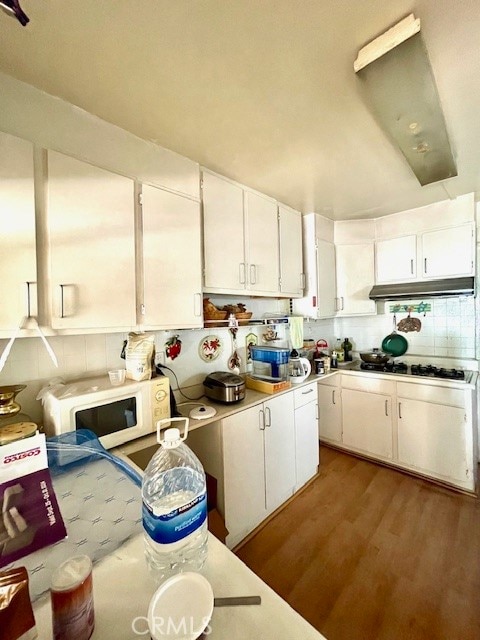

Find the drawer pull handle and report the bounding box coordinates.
[302,389,314,395]
[265,406,272,427]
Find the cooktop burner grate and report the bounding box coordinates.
[410,364,465,380]
[355,361,471,382]
[360,362,408,373]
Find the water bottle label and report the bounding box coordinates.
[143,492,207,544]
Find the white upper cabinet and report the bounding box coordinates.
[376,235,417,283]
[336,243,376,315]
[141,185,203,329]
[47,151,136,331]
[293,213,336,319]
[202,170,299,297]
[278,204,303,297]
[202,171,245,292]
[317,239,337,318]
[375,194,475,283]
[244,190,279,295]
[421,223,474,278]
[0,132,37,334]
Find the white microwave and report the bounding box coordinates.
[42,375,170,449]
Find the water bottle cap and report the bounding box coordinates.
[156,418,189,448]
[165,428,180,443]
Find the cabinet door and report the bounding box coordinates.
[202,171,245,292]
[335,243,376,316]
[397,398,468,483]
[376,235,416,283]
[47,151,136,330]
[245,191,279,294]
[317,384,342,443]
[279,205,303,297]
[142,185,202,328]
[222,406,266,547]
[264,393,296,513]
[316,239,336,318]
[342,389,393,459]
[421,224,474,278]
[0,132,36,332]
[294,400,319,490]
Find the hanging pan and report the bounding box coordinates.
[381,314,408,357]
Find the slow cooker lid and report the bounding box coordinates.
[204,372,244,388]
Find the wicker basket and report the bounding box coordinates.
[235,311,253,325]
[203,310,228,327]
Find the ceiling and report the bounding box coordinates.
[1,0,479,220]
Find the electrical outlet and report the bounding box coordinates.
[155,351,166,365]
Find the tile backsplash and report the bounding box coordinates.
[0,296,476,424]
[335,296,476,359]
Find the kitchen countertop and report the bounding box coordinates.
[32,440,327,640]
[118,362,477,461]
[117,376,320,458]
[32,532,327,640]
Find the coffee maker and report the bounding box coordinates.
[287,349,312,384]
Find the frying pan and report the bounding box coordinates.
[381,314,408,357]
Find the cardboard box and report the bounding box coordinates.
[245,376,291,394]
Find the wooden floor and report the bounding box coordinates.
[236,446,480,640]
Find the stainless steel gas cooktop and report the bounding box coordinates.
[351,361,473,383]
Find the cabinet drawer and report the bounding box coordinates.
[341,374,395,395]
[397,382,465,407]
[294,383,317,409]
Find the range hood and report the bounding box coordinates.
[369,277,475,301]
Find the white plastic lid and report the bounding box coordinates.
[148,572,214,640]
[51,555,92,592]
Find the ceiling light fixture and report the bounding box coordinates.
[354,14,457,186]
[0,0,29,26]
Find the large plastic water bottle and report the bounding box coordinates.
[142,418,208,584]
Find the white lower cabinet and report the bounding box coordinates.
[342,388,393,460]
[396,382,474,489]
[317,377,342,444]
[293,383,319,491]
[187,387,318,549]
[317,372,476,492]
[223,392,296,547]
[222,405,267,547]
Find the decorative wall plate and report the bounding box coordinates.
[199,335,223,362]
